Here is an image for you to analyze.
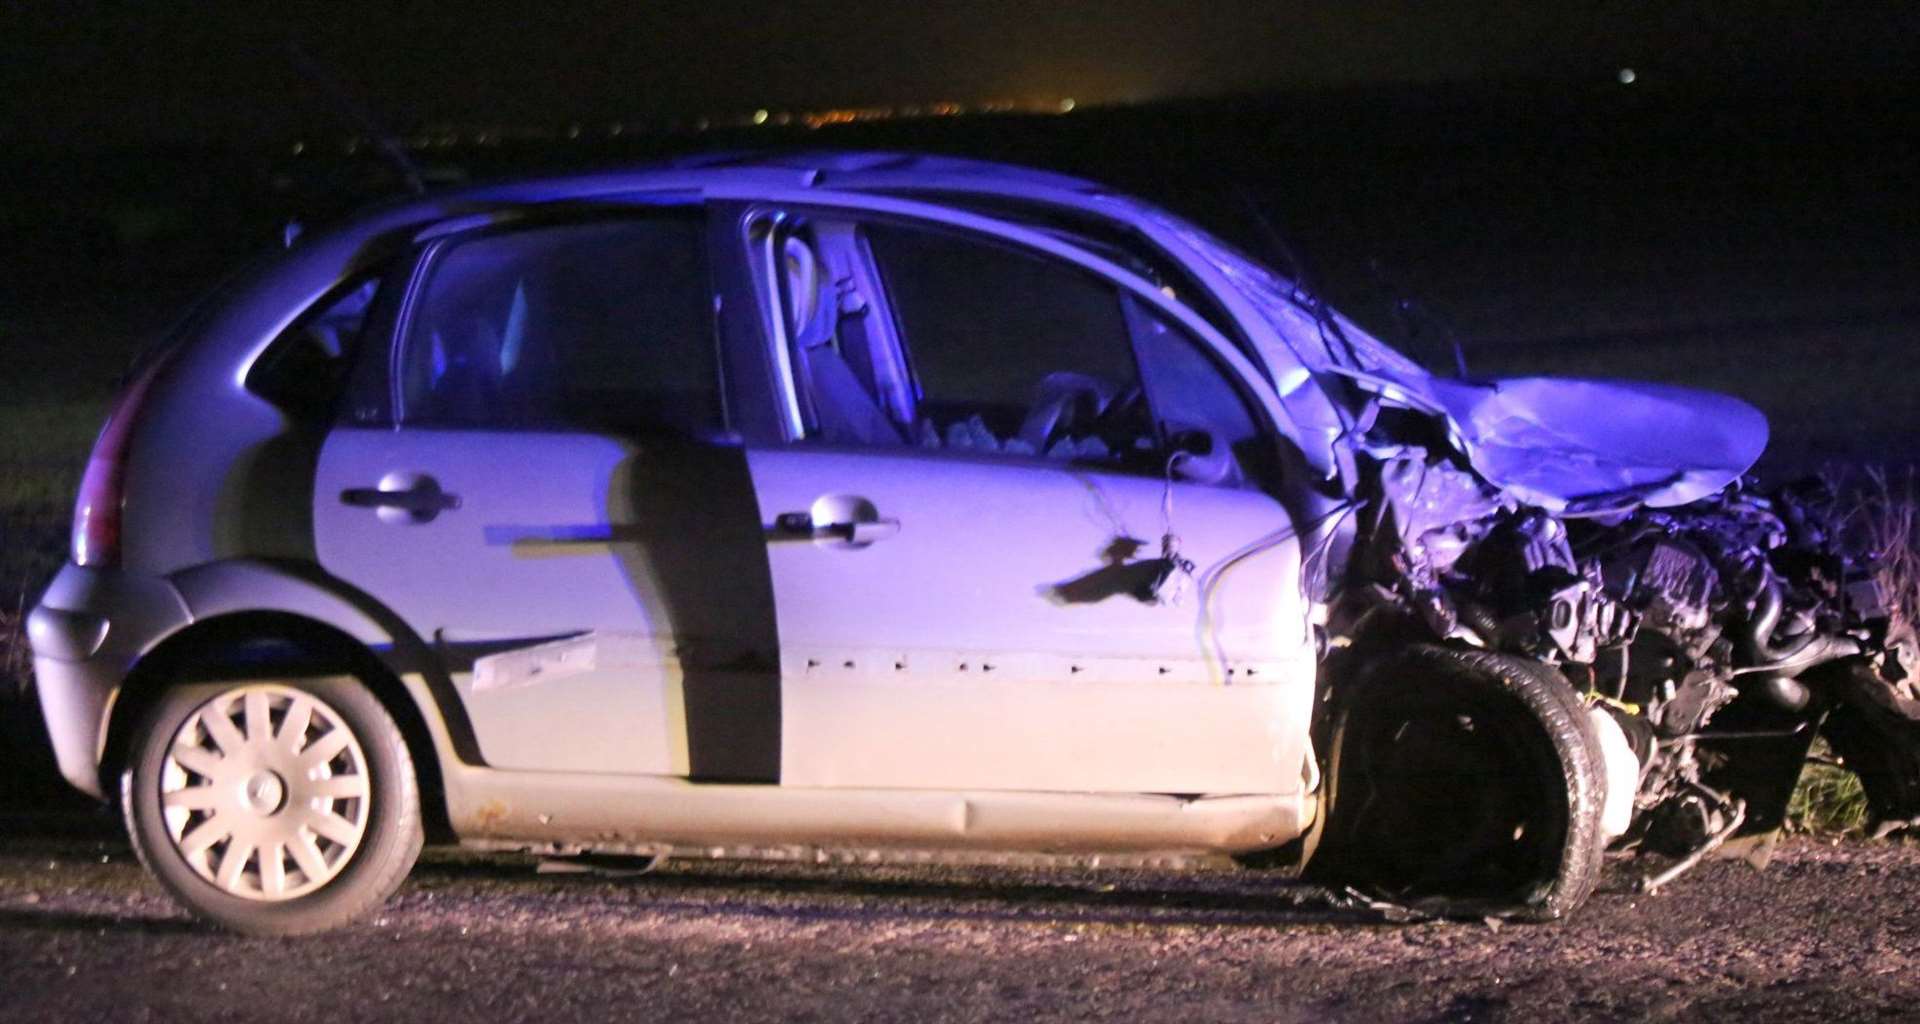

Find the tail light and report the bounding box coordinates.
[72,358,167,568]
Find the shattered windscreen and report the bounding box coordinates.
[1152,209,1770,513]
[1149,212,1429,381]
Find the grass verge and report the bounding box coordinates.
[1785,740,1871,837]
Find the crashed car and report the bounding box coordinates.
[27,152,1920,934]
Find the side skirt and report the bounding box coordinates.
[460,839,1240,872]
[442,768,1311,858]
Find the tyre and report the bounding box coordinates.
[1310,644,1607,921]
[121,675,423,936]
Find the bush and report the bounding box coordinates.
[0,458,77,701]
[1847,466,1920,672]
[1780,466,1920,838]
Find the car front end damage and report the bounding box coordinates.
[1160,217,1920,915]
[1308,370,1920,914]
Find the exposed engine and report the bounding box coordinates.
[1339,442,1920,883]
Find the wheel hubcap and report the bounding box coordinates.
[241,771,286,815]
[158,684,372,902]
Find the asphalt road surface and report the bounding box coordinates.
[1,817,1917,1023]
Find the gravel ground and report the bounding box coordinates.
[0,818,1916,1023]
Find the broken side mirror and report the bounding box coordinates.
[1165,422,1233,485]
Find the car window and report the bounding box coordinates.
[1123,293,1275,488]
[397,215,722,436]
[835,219,1270,485]
[860,220,1157,466]
[760,220,911,447]
[874,189,1247,352]
[248,276,383,418]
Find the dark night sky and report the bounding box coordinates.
[4,2,1916,147]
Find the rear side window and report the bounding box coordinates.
[398,216,721,436]
[248,276,382,418]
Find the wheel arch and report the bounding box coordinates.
[1306,640,1609,920]
[101,610,453,842]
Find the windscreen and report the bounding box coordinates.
[1146,211,1430,381]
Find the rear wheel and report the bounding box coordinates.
[122,675,422,935]
[1311,645,1607,920]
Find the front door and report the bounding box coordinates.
[314,211,781,780]
[739,207,1318,795]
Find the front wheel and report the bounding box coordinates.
[122,676,423,935]
[1309,645,1608,921]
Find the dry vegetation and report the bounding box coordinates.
[0,595,27,695]
[1,459,77,702]
[1775,466,1920,835]
[1846,466,1920,679]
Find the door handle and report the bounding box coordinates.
[770,509,899,548]
[341,474,461,523]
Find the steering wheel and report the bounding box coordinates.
[1017,372,1118,453]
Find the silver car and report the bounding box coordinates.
[29,152,1920,934]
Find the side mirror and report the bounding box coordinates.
[1164,422,1232,485]
[1168,426,1216,457]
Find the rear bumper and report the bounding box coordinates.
[26,563,192,799]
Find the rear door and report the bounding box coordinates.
[313,210,781,780]
[735,205,1318,795]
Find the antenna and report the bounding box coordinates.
[285,43,427,196]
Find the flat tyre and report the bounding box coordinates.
[1312,645,1607,921]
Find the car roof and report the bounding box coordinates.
[331,150,1128,244]
[652,149,1108,193]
